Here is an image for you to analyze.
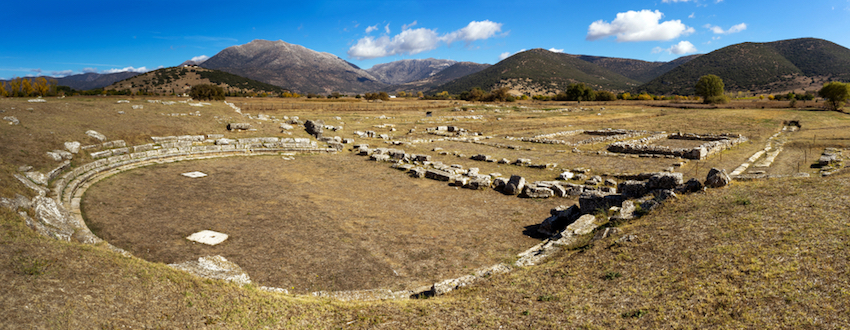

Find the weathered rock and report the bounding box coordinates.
[647,172,683,190]
[227,123,252,131]
[523,185,554,198]
[676,178,703,193]
[0,194,31,210]
[52,150,73,160]
[704,168,731,188]
[558,171,574,180]
[431,275,477,296]
[538,204,579,236]
[304,119,325,138]
[24,171,48,186]
[412,154,431,162]
[327,141,344,150]
[85,130,107,141]
[565,214,598,236]
[370,154,390,162]
[604,178,617,187]
[425,169,454,181]
[409,167,426,178]
[168,255,251,286]
[64,141,81,154]
[470,154,491,161]
[466,177,491,190]
[617,180,647,198]
[549,184,567,197]
[615,200,636,220]
[493,177,508,191]
[279,123,294,130]
[32,196,76,241]
[503,175,526,195]
[46,151,63,161]
[579,190,621,214]
[3,116,20,125]
[215,138,235,145]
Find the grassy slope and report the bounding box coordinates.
[1,97,849,328]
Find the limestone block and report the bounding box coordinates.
[86,130,107,142]
[647,172,683,190]
[64,141,81,154]
[523,186,553,198]
[504,175,526,195]
[566,214,598,236]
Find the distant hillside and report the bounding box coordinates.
[390,62,490,92]
[573,54,700,83]
[1,72,141,91]
[431,49,640,95]
[638,38,850,95]
[201,39,386,94]
[366,58,457,85]
[104,66,287,95]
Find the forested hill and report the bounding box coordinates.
[638,38,850,95]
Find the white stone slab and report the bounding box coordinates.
[186,230,228,245]
[181,171,207,178]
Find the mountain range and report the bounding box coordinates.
[25,37,850,96]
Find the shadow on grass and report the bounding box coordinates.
[522,224,549,240]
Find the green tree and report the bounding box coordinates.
[190,84,225,101]
[695,74,728,104]
[488,87,510,102]
[818,82,850,111]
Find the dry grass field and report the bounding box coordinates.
[1,96,849,328]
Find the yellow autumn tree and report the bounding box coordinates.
[0,81,7,97]
[34,77,51,96]
[8,78,22,97]
[21,78,34,96]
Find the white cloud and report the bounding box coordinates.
[102,66,148,74]
[662,0,691,2]
[705,23,747,34]
[688,12,695,18]
[348,20,505,60]
[365,24,377,33]
[190,55,209,63]
[442,20,503,45]
[402,20,417,30]
[82,67,98,73]
[31,68,42,73]
[652,40,697,55]
[586,10,694,42]
[384,23,390,34]
[548,48,564,53]
[499,49,526,61]
[348,28,440,59]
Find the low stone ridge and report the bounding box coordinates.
[168,256,251,286]
[516,129,654,146]
[608,132,747,160]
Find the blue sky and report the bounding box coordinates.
[2,0,849,80]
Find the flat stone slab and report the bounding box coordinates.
[186,230,228,245]
[181,171,207,178]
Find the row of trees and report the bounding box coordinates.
[0,77,59,97]
[189,84,226,101]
